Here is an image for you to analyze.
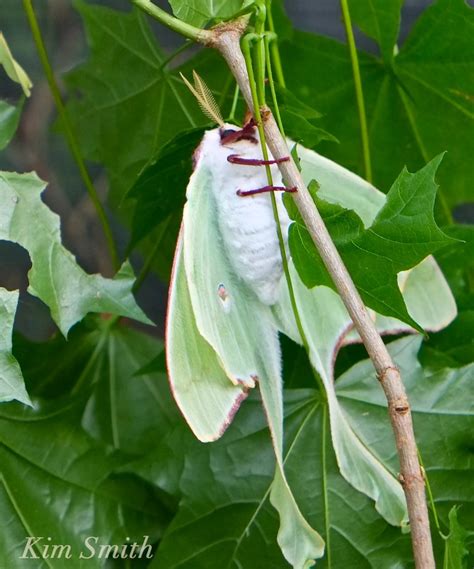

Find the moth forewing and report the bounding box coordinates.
[182,130,274,387]
[166,228,248,442]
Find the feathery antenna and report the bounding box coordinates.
[180,70,224,127]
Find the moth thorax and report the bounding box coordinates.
[218,193,290,306]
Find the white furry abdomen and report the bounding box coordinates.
[198,126,291,305]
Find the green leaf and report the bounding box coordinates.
[0,32,32,97]
[0,99,22,150]
[15,316,179,454]
[169,0,253,27]
[126,127,205,249]
[13,318,103,399]
[280,0,474,211]
[288,156,455,328]
[421,309,474,370]
[134,350,167,376]
[348,0,403,62]
[443,506,471,569]
[418,225,474,368]
[273,86,337,149]
[0,289,30,406]
[0,396,168,568]
[0,171,150,335]
[435,225,474,302]
[81,324,179,455]
[66,1,231,206]
[130,337,473,567]
[290,144,456,337]
[281,110,336,149]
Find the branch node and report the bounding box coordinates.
[398,471,424,489]
[261,106,271,122]
[206,17,249,48]
[392,396,410,415]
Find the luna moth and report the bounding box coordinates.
[165,76,456,569]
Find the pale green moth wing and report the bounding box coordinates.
[297,144,384,227]
[397,257,457,331]
[181,159,325,567]
[360,256,457,339]
[273,267,408,527]
[166,229,248,442]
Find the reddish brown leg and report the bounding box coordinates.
[227,154,290,166]
[229,152,297,197]
[237,185,297,197]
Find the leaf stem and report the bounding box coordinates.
[228,82,240,122]
[417,449,442,534]
[265,34,285,134]
[340,0,373,183]
[266,0,286,88]
[22,0,120,270]
[131,0,212,43]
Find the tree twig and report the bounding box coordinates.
[132,0,213,43]
[210,25,435,569]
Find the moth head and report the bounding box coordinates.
[219,118,258,146]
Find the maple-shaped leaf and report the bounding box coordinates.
[287,155,456,328]
[0,394,167,566]
[66,1,231,205]
[169,0,253,27]
[280,0,474,212]
[347,0,403,63]
[0,171,150,335]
